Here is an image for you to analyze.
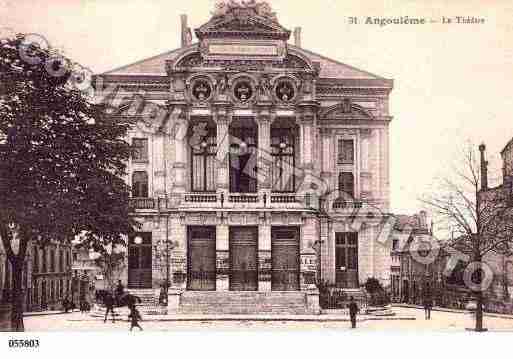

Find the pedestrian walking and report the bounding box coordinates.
[348,296,359,329]
[128,306,143,331]
[115,280,124,306]
[423,285,433,320]
[103,292,116,323]
[62,296,72,313]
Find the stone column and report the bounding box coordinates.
[257,109,273,193]
[169,214,187,291]
[258,215,271,292]
[320,217,330,282]
[216,107,231,192]
[216,223,229,292]
[320,128,332,192]
[298,112,316,199]
[172,108,188,193]
[153,133,166,197]
[300,114,314,170]
[167,214,186,312]
[300,215,317,291]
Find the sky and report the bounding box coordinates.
[1,0,513,215]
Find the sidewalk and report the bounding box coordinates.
[393,304,513,320]
[24,309,80,317]
[62,312,416,322]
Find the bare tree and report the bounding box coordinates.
[422,143,513,331]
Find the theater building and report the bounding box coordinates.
[96,2,393,313]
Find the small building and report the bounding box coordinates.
[389,211,436,303]
[476,143,513,312]
[1,239,73,312]
[29,242,73,311]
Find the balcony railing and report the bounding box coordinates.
[129,198,156,210]
[128,193,321,211]
[270,194,299,203]
[228,194,259,203]
[184,194,218,203]
[332,199,363,210]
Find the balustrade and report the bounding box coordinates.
[129,198,156,210]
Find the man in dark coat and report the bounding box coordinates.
[62,296,71,313]
[103,292,116,323]
[115,280,124,305]
[348,296,359,329]
[128,306,143,331]
[423,286,433,320]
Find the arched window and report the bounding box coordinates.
[229,118,258,193]
[271,119,297,192]
[190,121,217,192]
[58,250,63,273]
[338,172,355,198]
[33,247,39,274]
[50,249,55,273]
[42,248,47,273]
[132,171,148,198]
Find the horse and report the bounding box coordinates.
[117,292,142,309]
[95,290,142,308]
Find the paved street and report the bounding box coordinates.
[23,307,513,332]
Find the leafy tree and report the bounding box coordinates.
[94,250,127,293]
[364,277,389,306]
[0,35,136,331]
[364,277,383,294]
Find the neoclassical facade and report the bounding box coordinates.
[96,3,393,313]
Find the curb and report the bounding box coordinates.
[24,310,80,317]
[65,315,417,323]
[393,304,513,320]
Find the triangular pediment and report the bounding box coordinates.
[322,102,374,120]
[196,3,290,40]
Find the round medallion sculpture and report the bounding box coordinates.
[233,80,254,103]
[191,79,212,101]
[275,80,295,102]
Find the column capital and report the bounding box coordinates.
[320,127,332,136]
[360,128,373,138]
[299,110,315,124]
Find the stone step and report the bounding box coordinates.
[126,289,159,306]
[178,291,311,315]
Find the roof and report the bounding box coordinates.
[102,43,389,82]
[102,45,196,75]
[393,214,423,231]
[290,45,387,80]
[501,137,513,155]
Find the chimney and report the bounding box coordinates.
[479,143,488,191]
[419,210,427,229]
[181,14,192,47]
[293,27,302,47]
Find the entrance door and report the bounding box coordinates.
[230,226,258,291]
[271,226,300,291]
[335,232,359,288]
[128,232,153,289]
[187,226,216,291]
